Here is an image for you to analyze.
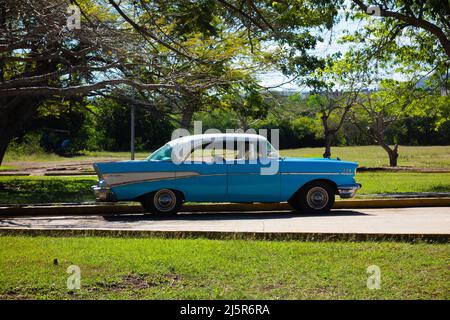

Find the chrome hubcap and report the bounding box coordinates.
[306,187,329,210]
[154,189,176,212]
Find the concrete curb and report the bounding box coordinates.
[0,198,449,217]
[0,228,448,243]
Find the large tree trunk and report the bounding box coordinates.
[238,115,249,131]
[0,97,42,165]
[321,112,333,158]
[180,93,202,130]
[323,133,332,158]
[380,143,399,167]
[180,108,194,130]
[0,135,10,165]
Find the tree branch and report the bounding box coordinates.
[352,0,450,58]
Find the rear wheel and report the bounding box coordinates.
[291,182,335,214]
[140,189,183,215]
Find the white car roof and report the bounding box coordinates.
[167,133,267,148]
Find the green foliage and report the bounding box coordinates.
[32,100,102,154]
[193,109,240,132]
[345,0,449,76]
[5,133,46,157]
[94,98,175,151]
[255,114,321,148]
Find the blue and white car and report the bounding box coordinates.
[93,133,361,214]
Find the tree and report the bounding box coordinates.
[218,84,271,130]
[344,0,449,92]
[0,0,184,164]
[0,0,342,164]
[0,0,238,163]
[303,52,369,158]
[339,0,450,165]
[108,0,343,129]
[350,80,435,166]
[351,0,450,59]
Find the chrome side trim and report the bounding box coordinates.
[103,171,224,187]
[104,171,179,187]
[281,172,354,175]
[185,173,226,178]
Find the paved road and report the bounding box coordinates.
[1,207,449,234]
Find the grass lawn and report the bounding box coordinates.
[0,166,18,171]
[3,145,450,168]
[0,173,449,204]
[0,176,96,204]
[0,236,448,299]
[356,172,450,195]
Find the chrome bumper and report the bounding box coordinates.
[92,185,117,202]
[338,183,362,198]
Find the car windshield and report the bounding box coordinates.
[266,141,279,158]
[147,144,172,161]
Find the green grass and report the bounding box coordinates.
[0,165,18,171]
[280,145,450,168]
[3,145,450,168]
[0,236,448,299]
[356,172,450,195]
[0,176,96,204]
[1,173,449,204]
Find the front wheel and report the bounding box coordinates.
[291,182,335,214]
[140,189,183,215]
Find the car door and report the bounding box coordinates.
[227,139,281,202]
[174,141,228,202]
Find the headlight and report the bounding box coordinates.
[98,179,109,188]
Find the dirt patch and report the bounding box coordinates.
[88,273,181,293]
[1,160,110,176]
[0,292,30,300]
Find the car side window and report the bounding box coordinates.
[183,140,238,163]
[234,139,271,161]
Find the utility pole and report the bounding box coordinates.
[130,104,135,160]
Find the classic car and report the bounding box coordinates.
[92,133,361,214]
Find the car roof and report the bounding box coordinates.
[168,133,267,147]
